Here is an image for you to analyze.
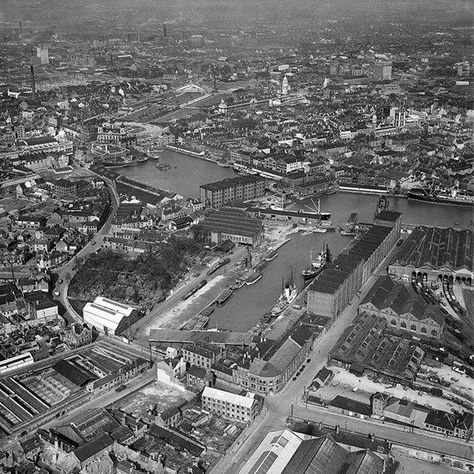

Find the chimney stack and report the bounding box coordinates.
[30,65,36,99]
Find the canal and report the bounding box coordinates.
[120,154,474,332]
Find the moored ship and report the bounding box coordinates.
[407,187,474,207]
[271,270,297,316]
[302,242,330,281]
[340,212,358,236]
[165,143,206,158]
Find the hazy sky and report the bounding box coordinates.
[0,0,472,31]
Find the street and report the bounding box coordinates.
[54,178,120,323]
[292,404,473,460]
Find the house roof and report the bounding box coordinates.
[425,409,455,431]
[328,396,372,417]
[74,433,114,462]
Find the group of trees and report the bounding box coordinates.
[69,237,200,306]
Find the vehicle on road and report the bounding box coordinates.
[92,241,96,245]
[115,384,127,392]
[59,279,63,284]
[54,290,60,297]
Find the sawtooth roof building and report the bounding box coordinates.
[330,311,425,383]
[388,226,473,285]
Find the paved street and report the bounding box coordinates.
[54,178,119,322]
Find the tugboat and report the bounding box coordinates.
[271,269,297,316]
[375,195,389,216]
[340,212,358,236]
[301,242,330,281]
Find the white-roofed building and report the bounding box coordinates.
[201,386,261,422]
[83,296,137,335]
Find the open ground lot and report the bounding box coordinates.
[113,381,194,419]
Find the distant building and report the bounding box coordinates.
[16,136,73,156]
[188,34,204,48]
[374,60,392,81]
[201,386,261,422]
[36,45,49,65]
[200,176,266,208]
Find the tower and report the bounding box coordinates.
[30,65,36,99]
[281,75,289,95]
[36,44,49,65]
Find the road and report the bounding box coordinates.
[54,178,120,323]
[291,403,473,460]
[211,247,473,473]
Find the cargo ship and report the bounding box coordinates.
[271,270,297,316]
[407,188,474,207]
[102,155,148,168]
[165,143,206,158]
[302,242,330,281]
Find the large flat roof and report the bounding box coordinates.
[201,175,264,191]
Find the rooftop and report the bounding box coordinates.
[391,226,473,272]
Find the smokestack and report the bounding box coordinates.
[30,65,36,99]
[163,23,167,37]
[18,21,22,35]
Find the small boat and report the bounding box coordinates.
[246,272,262,286]
[265,249,278,261]
[312,227,328,233]
[216,289,233,305]
[340,226,357,236]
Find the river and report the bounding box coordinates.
[120,153,473,332]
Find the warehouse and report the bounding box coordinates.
[307,218,401,320]
[194,207,263,246]
[200,176,266,208]
[83,296,139,335]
